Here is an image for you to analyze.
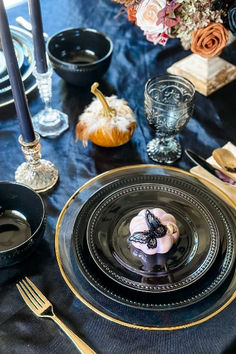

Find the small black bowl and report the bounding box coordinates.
[0,182,46,268]
[47,27,113,86]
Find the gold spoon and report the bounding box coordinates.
[213,148,236,173]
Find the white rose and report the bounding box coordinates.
[136,0,167,34]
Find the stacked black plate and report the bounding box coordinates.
[0,26,36,108]
[55,165,236,329]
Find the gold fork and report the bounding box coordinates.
[16,277,96,354]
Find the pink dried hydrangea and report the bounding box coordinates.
[145,30,170,45]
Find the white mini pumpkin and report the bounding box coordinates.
[129,208,179,255]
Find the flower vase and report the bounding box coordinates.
[167,53,236,96]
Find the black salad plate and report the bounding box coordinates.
[85,178,221,293]
[55,166,236,329]
[0,26,37,108]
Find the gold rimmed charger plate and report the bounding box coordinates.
[55,165,236,330]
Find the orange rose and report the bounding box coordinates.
[191,23,228,58]
[127,7,137,23]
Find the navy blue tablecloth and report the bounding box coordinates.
[0,0,236,353]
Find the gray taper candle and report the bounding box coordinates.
[28,0,48,73]
[0,0,35,142]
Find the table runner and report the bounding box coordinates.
[0,0,235,353]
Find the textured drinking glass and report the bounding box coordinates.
[145,75,195,164]
[32,66,69,137]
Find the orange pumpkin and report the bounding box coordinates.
[75,83,136,147]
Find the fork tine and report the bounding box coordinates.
[22,279,44,306]
[17,282,39,311]
[24,277,47,303]
[18,281,41,309]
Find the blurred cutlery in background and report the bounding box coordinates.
[16,16,49,39]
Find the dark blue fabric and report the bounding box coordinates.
[0,0,236,353]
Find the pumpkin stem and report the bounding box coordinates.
[91,82,116,119]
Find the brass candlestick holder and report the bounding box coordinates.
[15,133,58,193]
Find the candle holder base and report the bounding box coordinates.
[32,108,69,138]
[15,134,58,193]
[167,54,236,96]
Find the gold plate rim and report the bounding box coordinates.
[55,164,236,330]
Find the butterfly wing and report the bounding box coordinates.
[129,232,158,249]
[145,209,161,231]
[129,231,150,244]
[155,225,167,238]
[146,209,167,237]
[147,236,158,249]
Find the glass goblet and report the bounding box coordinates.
[145,74,195,164]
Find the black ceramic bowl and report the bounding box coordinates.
[47,27,113,86]
[0,182,46,268]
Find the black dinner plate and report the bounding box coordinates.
[0,52,7,77]
[56,165,236,329]
[72,174,235,310]
[86,177,221,293]
[0,38,24,90]
[0,26,36,108]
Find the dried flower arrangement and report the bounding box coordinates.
[112,0,236,58]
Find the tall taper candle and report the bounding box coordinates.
[28,0,48,73]
[0,0,35,142]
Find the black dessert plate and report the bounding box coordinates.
[55,165,236,329]
[85,177,220,293]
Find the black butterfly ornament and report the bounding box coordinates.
[128,209,167,249]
